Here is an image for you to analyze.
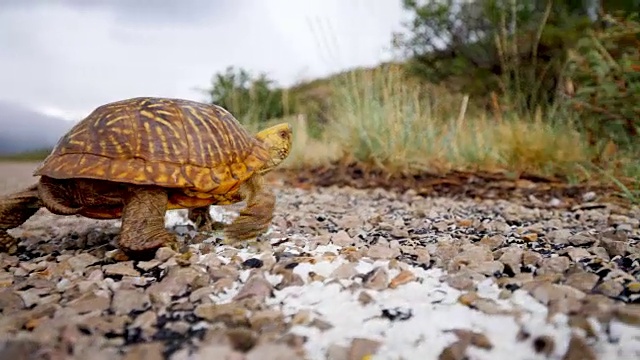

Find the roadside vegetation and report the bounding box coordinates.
[4,1,638,201]
[206,2,638,199]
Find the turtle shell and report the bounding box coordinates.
[34,97,270,194]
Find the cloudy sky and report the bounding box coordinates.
[0,0,408,122]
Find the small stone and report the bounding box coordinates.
[390,228,410,238]
[458,292,479,307]
[67,253,99,273]
[358,291,374,305]
[444,269,484,291]
[331,231,353,247]
[546,229,572,244]
[522,251,542,267]
[336,215,361,230]
[330,263,357,279]
[226,327,258,352]
[277,271,305,289]
[433,242,461,264]
[389,270,416,289]
[0,340,62,360]
[413,247,431,264]
[366,244,398,260]
[566,247,591,262]
[522,233,538,242]
[451,245,493,268]
[199,253,224,269]
[582,191,596,202]
[433,221,449,232]
[628,282,640,293]
[249,309,285,332]
[450,329,493,349]
[438,340,468,360]
[538,256,571,275]
[613,305,640,326]
[123,342,164,360]
[189,286,215,303]
[347,338,381,360]
[594,280,624,298]
[498,248,523,275]
[130,310,157,332]
[565,272,599,293]
[242,258,264,269]
[103,262,140,277]
[186,343,241,359]
[310,318,333,331]
[589,246,610,260]
[155,247,176,261]
[562,335,596,360]
[468,261,504,276]
[112,289,150,316]
[146,266,203,306]
[568,316,597,337]
[291,310,311,326]
[479,234,505,250]
[137,260,161,271]
[617,223,633,232]
[68,292,111,314]
[600,238,628,257]
[79,314,129,337]
[362,267,388,290]
[194,303,248,325]
[0,289,24,312]
[326,344,349,360]
[458,292,509,315]
[568,234,596,247]
[233,273,273,302]
[246,343,301,360]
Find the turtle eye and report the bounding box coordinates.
[279,130,288,139]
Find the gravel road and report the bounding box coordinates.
[0,162,639,360]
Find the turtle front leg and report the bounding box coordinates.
[0,184,43,254]
[188,206,225,232]
[223,175,275,245]
[118,186,179,258]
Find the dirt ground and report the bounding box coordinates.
[0,161,40,196]
[0,161,639,360]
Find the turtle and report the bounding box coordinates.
[0,96,293,258]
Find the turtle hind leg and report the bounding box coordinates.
[223,175,275,245]
[188,206,225,232]
[117,186,179,259]
[0,184,43,254]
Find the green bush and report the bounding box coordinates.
[559,13,640,150]
[206,66,295,126]
[392,0,594,114]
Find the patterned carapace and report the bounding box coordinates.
[34,97,271,194]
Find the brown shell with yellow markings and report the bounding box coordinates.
[34,97,270,195]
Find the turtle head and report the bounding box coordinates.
[255,122,293,173]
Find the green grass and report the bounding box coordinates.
[286,65,598,177]
[0,148,51,162]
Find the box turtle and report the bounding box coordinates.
[0,96,293,258]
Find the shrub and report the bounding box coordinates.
[559,13,640,150]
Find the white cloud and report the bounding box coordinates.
[0,0,407,122]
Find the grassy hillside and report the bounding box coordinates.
[276,65,638,179]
